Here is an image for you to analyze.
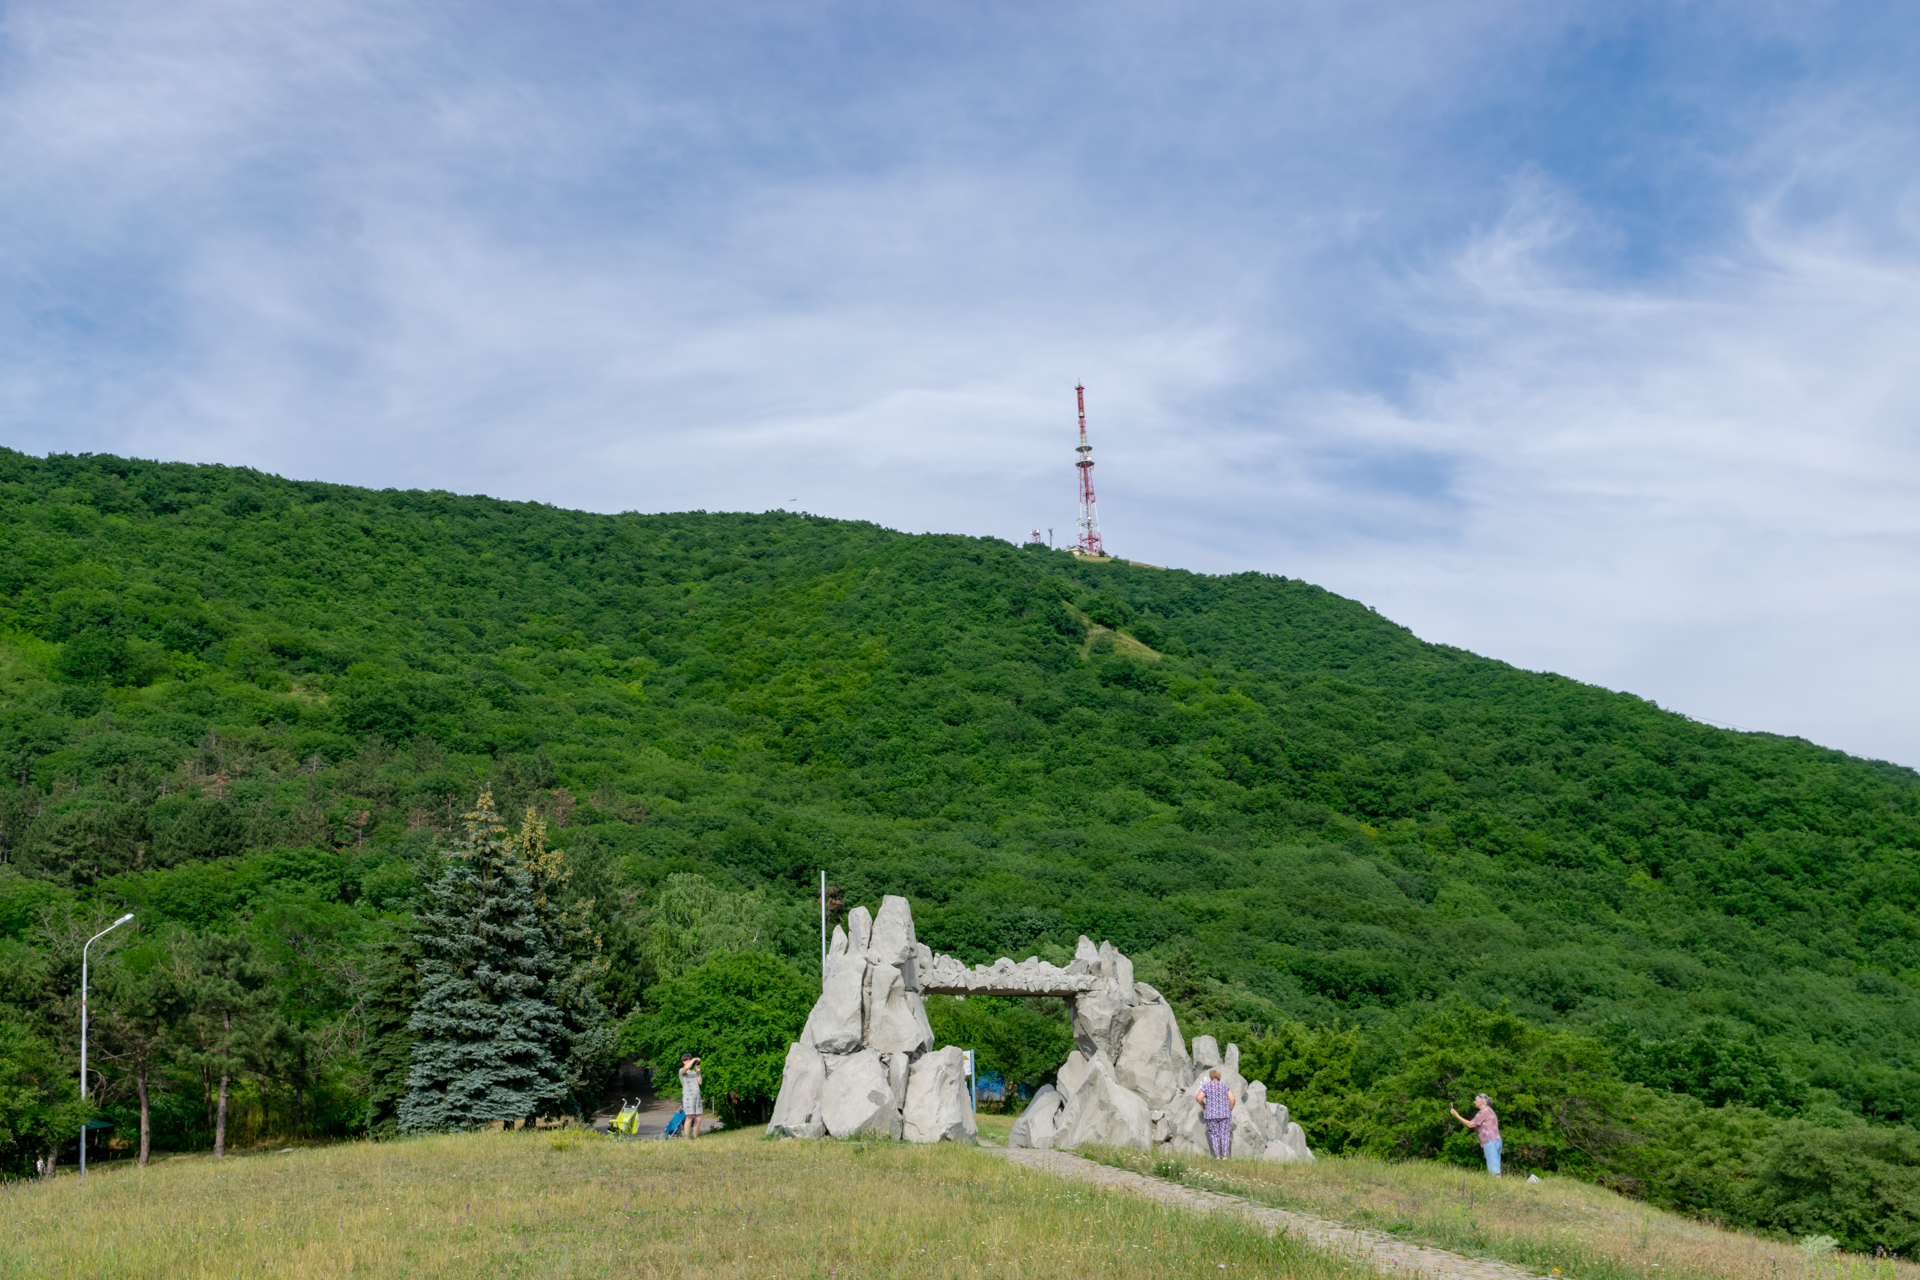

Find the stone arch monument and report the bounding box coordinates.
[765,894,1315,1161]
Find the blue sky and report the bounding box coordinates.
[6,1,1920,764]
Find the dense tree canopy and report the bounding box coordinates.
[0,447,1916,1215]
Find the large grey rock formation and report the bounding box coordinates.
[1114,998,1190,1107]
[769,895,963,1142]
[867,896,915,966]
[1070,942,1136,1061]
[1009,954,1314,1163]
[1056,1048,1093,1098]
[903,1046,978,1144]
[1165,1090,1210,1152]
[867,962,931,1054]
[770,894,1316,1162]
[1008,1084,1062,1149]
[766,1040,827,1137]
[1055,1052,1154,1150]
[820,1050,902,1139]
[805,929,867,1054]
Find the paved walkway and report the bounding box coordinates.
[990,1148,1540,1280]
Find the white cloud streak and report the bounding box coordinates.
[1216,179,1920,762]
[4,0,1920,762]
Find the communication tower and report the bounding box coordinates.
[1072,383,1106,557]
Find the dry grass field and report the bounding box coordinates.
[1086,1148,1920,1280]
[1,1126,1383,1280]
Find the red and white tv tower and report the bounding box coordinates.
[1072,382,1106,557]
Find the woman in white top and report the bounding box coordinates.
[678,1055,703,1140]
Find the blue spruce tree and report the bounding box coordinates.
[398,791,570,1131]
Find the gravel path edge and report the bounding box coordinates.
[987,1147,1543,1280]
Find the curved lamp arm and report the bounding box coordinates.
[78,912,134,1179]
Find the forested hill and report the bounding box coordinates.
[3,446,1919,1130]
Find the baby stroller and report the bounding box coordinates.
[611,1099,643,1137]
[661,1109,688,1139]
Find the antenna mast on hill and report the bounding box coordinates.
[1073,383,1106,558]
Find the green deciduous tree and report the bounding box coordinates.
[1745,1120,1920,1254]
[0,1013,84,1178]
[639,873,776,985]
[1608,1088,1920,1254]
[1606,1085,1777,1219]
[96,946,184,1165]
[1602,1020,1810,1115]
[1362,999,1627,1174]
[618,950,813,1124]
[170,931,277,1157]
[925,995,1074,1098]
[1229,1019,1371,1154]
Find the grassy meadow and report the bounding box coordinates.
[1087,1148,1920,1280]
[1,1127,1384,1280]
[7,451,1920,1253]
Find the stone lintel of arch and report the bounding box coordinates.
[918,954,1097,998]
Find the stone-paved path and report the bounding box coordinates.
[990,1148,1540,1280]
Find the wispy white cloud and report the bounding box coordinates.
[4,0,1920,761]
[1227,170,1920,761]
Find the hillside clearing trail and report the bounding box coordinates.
[991,1148,1541,1280]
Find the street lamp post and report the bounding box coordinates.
[79,912,134,1178]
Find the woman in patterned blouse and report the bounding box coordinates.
[1195,1068,1236,1158]
[1450,1092,1501,1175]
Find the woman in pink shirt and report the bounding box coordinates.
[1450,1092,1502,1175]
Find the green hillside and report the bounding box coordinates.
[2,448,1918,1174]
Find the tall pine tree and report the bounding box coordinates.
[510,808,618,1116]
[398,792,569,1132]
[357,927,420,1138]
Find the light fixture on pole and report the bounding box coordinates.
[79,912,134,1178]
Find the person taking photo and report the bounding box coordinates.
[1450,1092,1502,1175]
[679,1054,704,1140]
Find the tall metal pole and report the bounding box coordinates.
[1073,384,1105,557]
[819,870,827,989]
[79,913,135,1178]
